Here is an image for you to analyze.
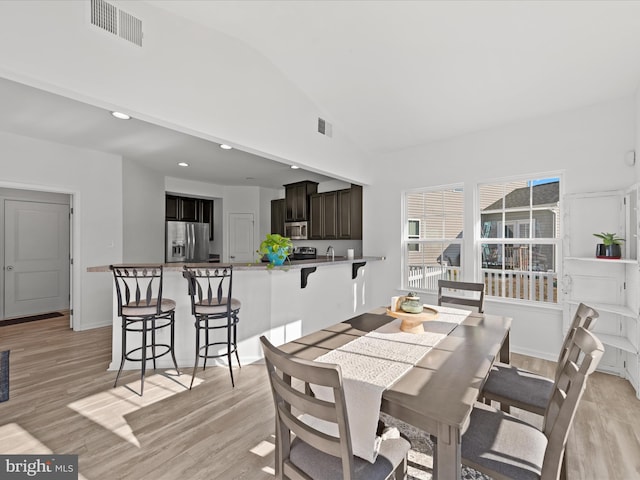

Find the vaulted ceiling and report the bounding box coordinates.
[148,0,640,153]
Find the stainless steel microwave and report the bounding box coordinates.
[285,221,308,240]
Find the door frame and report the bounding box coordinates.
[0,181,77,329]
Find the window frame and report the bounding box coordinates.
[476,173,562,305]
[402,184,464,292]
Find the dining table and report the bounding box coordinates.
[278,305,511,479]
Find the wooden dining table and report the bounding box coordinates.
[278,305,511,479]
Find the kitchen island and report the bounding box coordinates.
[88,256,385,370]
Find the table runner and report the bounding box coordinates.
[308,305,470,463]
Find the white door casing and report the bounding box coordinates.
[229,213,255,263]
[4,200,70,318]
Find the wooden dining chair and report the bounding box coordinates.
[481,303,599,415]
[461,326,604,480]
[437,279,485,313]
[259,336,410,480]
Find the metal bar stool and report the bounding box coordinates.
[183,265,241,388]
[110,265,180,395]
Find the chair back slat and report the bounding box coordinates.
[540,326,604,480]
[183,266,234,314]
[110,265,164,315]
[438,280,485,313]
[260,336,356,480]
[554,303,599,384]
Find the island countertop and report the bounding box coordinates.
[89,255,387,371]
[87,255,384,272]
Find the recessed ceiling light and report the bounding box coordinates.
[111,111,131,120]
[178,162,189,167]
[290,165,300,169]
[220,144,232,150]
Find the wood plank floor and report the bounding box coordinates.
[0,314,638,479]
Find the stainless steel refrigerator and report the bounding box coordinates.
[166,221,210,262]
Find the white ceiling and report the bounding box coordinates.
[4,1,640,188]
[147,0,640,153]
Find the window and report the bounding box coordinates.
[403,186,464,291]
[479,176,560,303]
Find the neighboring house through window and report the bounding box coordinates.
[402,176,560,304]
[479,177,560,303]
[403,186,464,291]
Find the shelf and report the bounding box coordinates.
[598,333,638,354]
[565,256,637,264]
[566,300,636,318]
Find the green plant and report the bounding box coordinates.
[256,233,293,268]
[593,232,625,246]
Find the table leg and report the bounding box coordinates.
[499,330,510,364]
[435,423,461,480]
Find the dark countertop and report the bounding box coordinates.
[88,256,385,272]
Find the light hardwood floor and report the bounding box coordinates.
[0,315,638,479]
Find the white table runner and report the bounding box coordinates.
[309,305,470,463]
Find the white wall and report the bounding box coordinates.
[122,158,164,262]
[364,96,636,359]
[0,131,123,330]
[0,0,368,185]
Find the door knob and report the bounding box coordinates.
[5,265,14,271]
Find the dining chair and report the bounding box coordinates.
[259,336,410,480]
[110,265,179,396]
[461,326,604,480]
[183,265,241,389]
[481,303,599,415]
[437,279,485,313]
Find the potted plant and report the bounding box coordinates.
[593,232,624,259]
[257,233,293,268]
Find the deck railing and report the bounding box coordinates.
[407,265,557,303]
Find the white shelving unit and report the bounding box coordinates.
[563,186,640,399]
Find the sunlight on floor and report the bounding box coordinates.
[67,372,201,447]
[0,423,88,480]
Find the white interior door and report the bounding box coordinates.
[229,213,255,263]
[4,200,70,318]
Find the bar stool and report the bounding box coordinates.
[110,265,180,395]
[183,265,241,388]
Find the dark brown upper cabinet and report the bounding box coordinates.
[165,194,214,240]
[284,181,318,222]
[310,191,338,240]
[271,198,286,236]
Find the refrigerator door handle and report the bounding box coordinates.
[190,223,196,260]
[186,223,192,260]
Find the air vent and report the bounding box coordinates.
[119,10,143,46]
[90,0,117,35]
[317,117,333,137]
[90,0,143,47]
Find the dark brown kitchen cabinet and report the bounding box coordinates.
[284,181,318,222]
[338,185,362,240]
[201,199,214,240]
[271,198,286,236]
[165,194,214,240]
[309,192,337,239]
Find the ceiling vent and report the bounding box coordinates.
[318,117,333,137]
[90,0,143,47]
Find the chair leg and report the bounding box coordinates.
[169,312,180,375]
[227,317,235,387]
[151,318,157,371]
[233,314,241,368]
[203,318,209,371]
[190,319,200,390]
[114,317,127,388]
[140,320,147,396]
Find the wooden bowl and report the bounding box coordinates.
[386,307,439,334]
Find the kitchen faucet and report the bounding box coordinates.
[326,245,334,260]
